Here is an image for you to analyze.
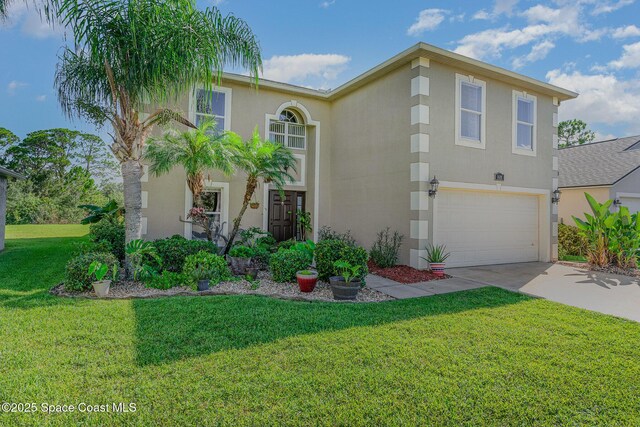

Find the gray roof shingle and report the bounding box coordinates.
[558,136,640,188]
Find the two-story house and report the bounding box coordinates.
[141,42,577,269]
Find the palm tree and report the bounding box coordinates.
[224,128,297,254]
[145,120,238,207]
[42,0,261,275]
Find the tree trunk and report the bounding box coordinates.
[224,176,258,254]
[122,159,143,277]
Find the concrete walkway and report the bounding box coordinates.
[369,262,640,322]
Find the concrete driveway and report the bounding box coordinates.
[448,262,640,322]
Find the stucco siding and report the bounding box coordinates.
[330,66,412,263]
[558,187,611,224]
[142,81,332,241]
[612,166,640,196]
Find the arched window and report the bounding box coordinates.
[269,108,306,149]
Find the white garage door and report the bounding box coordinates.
[619,196,640,214]
[435,190,540,267]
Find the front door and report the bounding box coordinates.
[268,190,304,242]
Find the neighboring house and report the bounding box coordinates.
[142,42,577,269]
[558,136,640,224]
[0,166,24,252]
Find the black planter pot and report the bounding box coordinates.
[197,279,210,292]
[329,276,362,301]
[228,256,253,275]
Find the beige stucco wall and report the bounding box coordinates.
[330,66,413,264]
[141,81,332,241]
[558,187,611,224]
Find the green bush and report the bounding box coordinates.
[89,219,125,261]
[183,251,231,286]
[276,239,297,251]
[152,235,217,273]
[269,249,312,283]
[65,252,119,292]
[318,226,356,246]
[369,227,403,268]
[315,239,368,282]
[228,245,256,258]
[145,271,188,290]
[558,224,588,258]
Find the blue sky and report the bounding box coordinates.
[1,0,640,140]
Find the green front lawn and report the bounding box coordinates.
[1,225,640,426]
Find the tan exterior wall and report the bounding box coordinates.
[141,81,332,241]
[330,66,413,264]
[558,187,611,224]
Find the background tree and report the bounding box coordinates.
[558,119,596,148]
[52,0,261,276]
[0,127,19,163]
[145,120,238,208]
[224,129,296,254]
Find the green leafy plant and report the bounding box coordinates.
[558,224,589,259]
[89,218,125,261]
[318,226,356,246]
[290,239,316,261]
[126,239,162,281]
[183,251,231,286]
[370,227,404,268]
[422,244,450,264]
[145,271,188,290]
[573,193,616,267]
[79,200,124,224]
[296,210,312,240]
[333,260,362,284]
[297,270,315,276]
[65,252,118,292]
[88,261,109,282]
[152,235,217,273]
[229,245,256,259]
[315,239,369,282]
[269,249,312,283]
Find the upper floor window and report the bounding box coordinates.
[269,108,306,150]
[512,91,537,156]
[455,74,486,149]
[192,86,231,131]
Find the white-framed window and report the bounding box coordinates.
[455,74,486,149]
[190,86,232,131]
[184,181,230,245]
[512,90,537,157]
[269,108,306,150]
[200,189,222,225]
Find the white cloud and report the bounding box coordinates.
[261,54,350,86]
[319,0,335,8]
[547,69,640,133]
[608,41,640,68]
[512,40,555,69]
[454,3,606,61]
[407,9,447,36]
[35,95,46,102]
[1,2,63,39]
[7,80,27,95]
[472,10,491,20]
[493,0,519,16]
[590,0,635,15]
[612,25,640,39]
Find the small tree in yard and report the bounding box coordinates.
[223,129,297,254]
[558,119,596,148]
[45,0,261,275]
[145,120,238,207]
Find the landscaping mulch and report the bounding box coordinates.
[367,260,450,284]
[51,271,393,303]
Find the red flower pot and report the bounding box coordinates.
[430,262,446,277]
[296,271,318,293]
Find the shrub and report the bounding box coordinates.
[89,218,125,261]
[145,271,188,290]
[369,227,403,268]
[153,235,217,273]
[558,224,588,258]
[65,252,119,292]
[228,245,256,258]
[253,246,272,270]
[276,239,297,251]
[318,226,356,246]
[183,251,231,286]
[315,239,368,282]
[269,249,312,283]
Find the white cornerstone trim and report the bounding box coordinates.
[411,76,430,97]
[411,133,430,153]
[264,100,321,240]
[411,105,430,125]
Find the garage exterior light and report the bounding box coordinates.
[428,176,439,198]
[552,189,561,204]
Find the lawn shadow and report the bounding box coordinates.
[133,287,529,366]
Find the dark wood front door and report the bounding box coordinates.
[268,190,305,242]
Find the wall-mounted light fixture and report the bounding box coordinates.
[613,198,622,208]
[428,176,439,198]
[552,189,561,204]
[494,172,505,181]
